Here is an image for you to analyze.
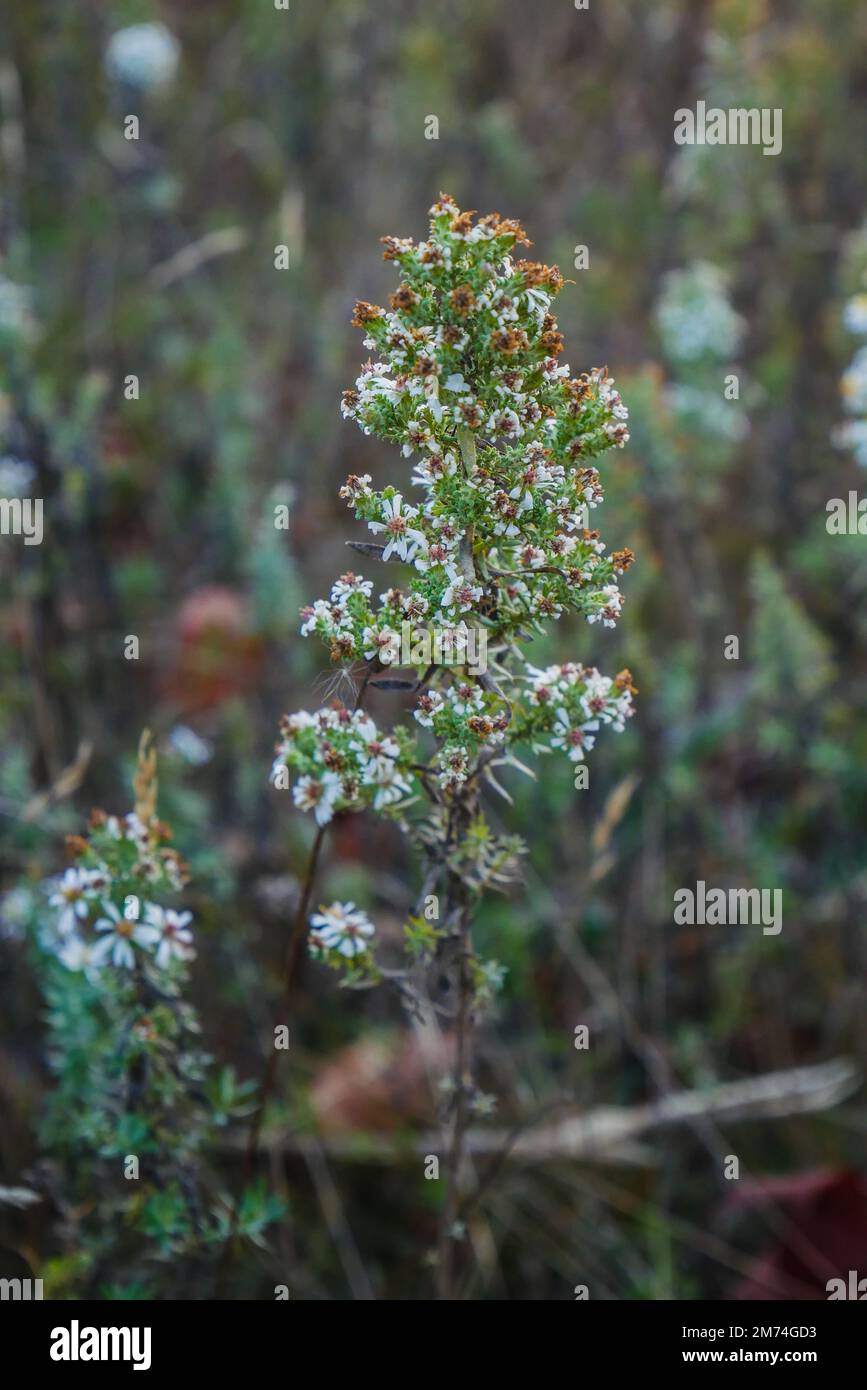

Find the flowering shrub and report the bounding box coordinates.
[276,193,636,845]
[270,196,637,1290]
[29,734,275,1296]
[272,707,417,823]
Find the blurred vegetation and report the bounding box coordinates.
[2,0,867,1299]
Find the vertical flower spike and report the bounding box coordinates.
[133,727,158,829]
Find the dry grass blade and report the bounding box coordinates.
[21,740,93,822]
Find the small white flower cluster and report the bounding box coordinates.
[301,562,489,669]
[271,707,417,825]
[100,811,188,888]
[42,811,195,979]
[517,663,636,763]
[414,681,509,789]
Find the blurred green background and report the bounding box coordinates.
[2,0,867,1299]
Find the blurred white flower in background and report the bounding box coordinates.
[835,418,867,467]
[835,285,867,466]
[104,23,180,91]
[841,346,867,416]
[843,292,867,336]
[0,457,36,495]
[665,384,749,442]
[168,725,213,766]
[656,261,745,363]
[0,274,34,339]
[0,886,34,941]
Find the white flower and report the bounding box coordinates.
[367,763,414,809]
[144,905,195,968]
[284,710,317,733]
[586,584,623,628]
[49,868,100,936]
[402,420,433,456]
[359,735,400,780]
[300,599,334,636]
[362,625,401,663]
[309,902,375,958]
[438,745,470,788]
[58,934,102,979]
[524,286,551,316]
[292,771,342,825]
[349,713,378,745]
[367,494,425,562]
[412,534,454,573]
[339,473,372,501]
[435,324,467,352]
[414,690,445,727]
[402,592,429,619]
[439,622,472,660]
[315,708,342,731]
[441,571,483,614]
[551,709,598,762]
[104,812,151,850]
[411,451,458,488]
[331,573,373,601]
[487,407,522,439]
[470,1090,498,1116]
[508,483,535,514]
[358,364,404,406]
[92,902,159,970]
[448,682,483,716]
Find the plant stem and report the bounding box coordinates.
[216,821,327,1294]
[435,787,476,1299]
[436,915,472,1299]
[243,823,328,1174]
